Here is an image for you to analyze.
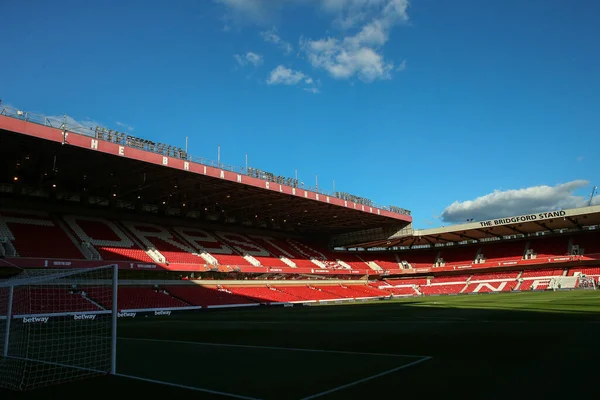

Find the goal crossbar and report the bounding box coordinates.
[0,266,115,288]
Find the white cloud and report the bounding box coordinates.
[215,0,280,25]
[260,28,293,54]
[303,41,394,81]
[218,0,410,83]
[334,11,367,30]
[233,54,244,65]
[3,103,136,138]
[440,180,598,224]
[396,59,407,71]
[301,0,409,82]
[115,121,134,132]
[246,52,264,66]
[2,102,101,133]
[266,65,320,93]
[234,51,264,67]
[42,113,102,135]
[267,65,307,85]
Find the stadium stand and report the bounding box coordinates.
[275,285,340,300]
[165,285,256,307]
[116,287,190,310]
[382,286,418,296]
[2,208,599,278]
[571,232,600,255]
[350,285,391,297]
[569,267,600,276]
[527,236,570,258]
[437,247,478,265]
[395,251,436,268]
[0,264,593,314]
[463,280,516,293]
[174,227,256,266]
[469,271,520,281]
[317,285,361,299]
[228,286,301,303]
[420,284,466,295]
[479,241,526,262]
[429,274,471,283]
[122,222,209,264]
[518,279,551,291]
[0,210,84,259]
[361,253,402,270]
[1,207,599,311]
[63,215,155,262]
[520,268,565,278]
[369,281,418,295]
[217,232,290,268]
[384,277,428,286]
[10,287,103,314]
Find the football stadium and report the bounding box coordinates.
[0,103,599,399]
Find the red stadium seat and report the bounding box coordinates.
[0,209,84,260]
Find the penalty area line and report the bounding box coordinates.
[299,356,433,400]
[113,373,263,400]
[119,336,429,359]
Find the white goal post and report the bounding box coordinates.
[0,264,118,391]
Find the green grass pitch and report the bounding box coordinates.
[2,290,600,399]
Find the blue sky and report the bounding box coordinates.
[1,0,599,228]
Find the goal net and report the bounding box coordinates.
[0,265,117,391]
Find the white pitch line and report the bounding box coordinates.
[138,319,600,324]
[114,373,263,400]
[118,336,429,359]
[5,355,108,374]
[412,316,467,320]
[136,319,464,324]
[299,356,433,400]
[133,318,600,326]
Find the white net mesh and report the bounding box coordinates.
[0,266,115,391]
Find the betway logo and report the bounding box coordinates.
[154,310,171,316]
[118,312,136,318]
[73,314,96,321]
[23,316,49,324]
[136,264,157,269]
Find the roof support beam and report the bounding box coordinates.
[479,229,503,239]
[533,221,555,233]
[423,237,435,245]
[566,217,583,230]
[455,233,478,241]
[505,225,525,235]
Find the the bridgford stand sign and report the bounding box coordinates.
[478,210,567,227]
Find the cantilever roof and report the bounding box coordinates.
[350,206,600,248]
[0,114,411,235]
